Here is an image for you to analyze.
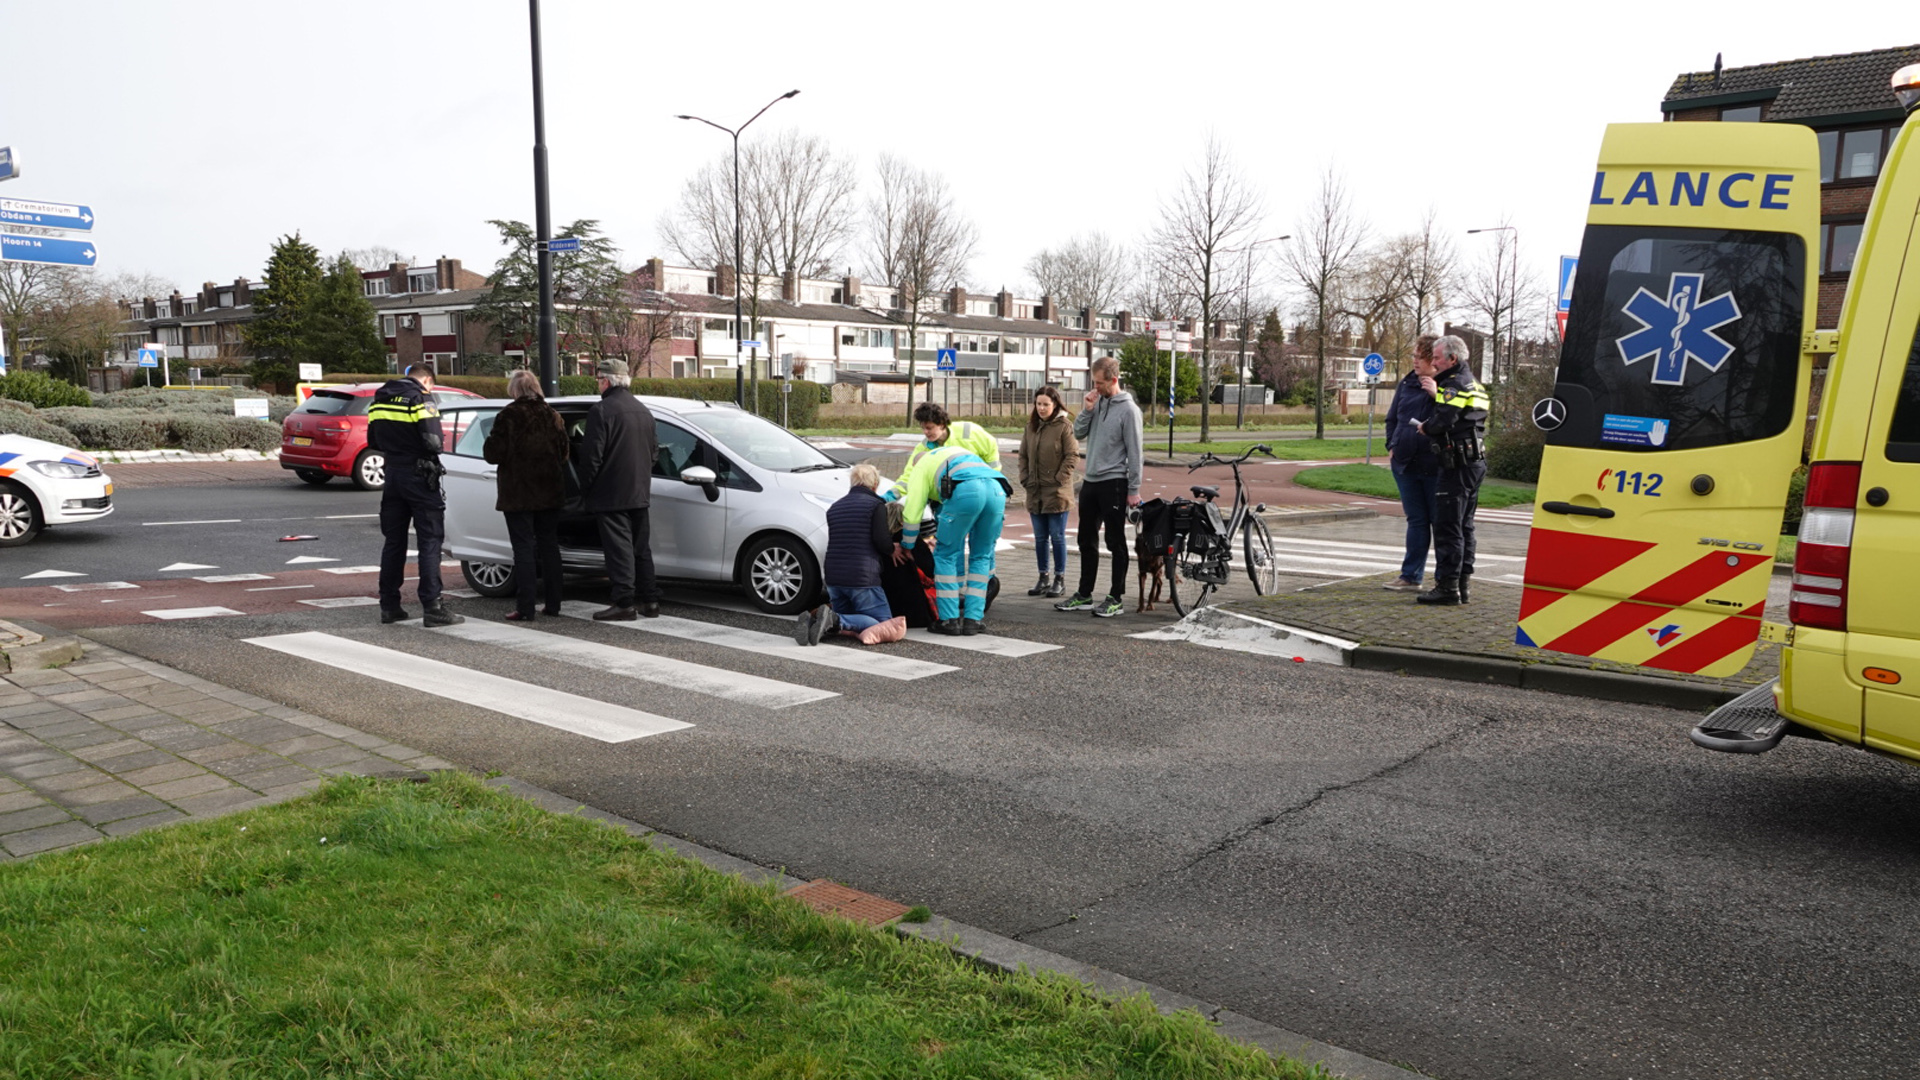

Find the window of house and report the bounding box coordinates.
[381,315,396,337]
[1840,128,1885,180]
[703,318,731,334]
[365,277,390,297]
[1720,105,1764,122]
[181,300,197,315]
[409,273,436,293]
[671,316,698,339]
[1096,315,1118,331]
[1821,221,1864,275]
[217,290,234,307]
[421,314,452,336]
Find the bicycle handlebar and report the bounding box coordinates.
[1188,444,1277,471]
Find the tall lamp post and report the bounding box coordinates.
[1467,225,1518,384]
[677,90,800,408]
[528,0,558,395]
[1220,234,1290,428]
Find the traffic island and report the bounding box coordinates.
[1213,573,1778,710]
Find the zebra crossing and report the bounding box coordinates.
[241,595,1065,746]
[1267,534,1529,583]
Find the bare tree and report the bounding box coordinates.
[342,245,409,272]
[863,155,978,421]
[1337,244,1409,361]
[1280,168,1369,438]
[1461,219,1521,385]
[1401,208,1456,344]
[1151,136,1263,442]
[1024,232,1132,317]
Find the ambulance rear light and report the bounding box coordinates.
[1894,64,1920,112]
[1789,461,1860,632]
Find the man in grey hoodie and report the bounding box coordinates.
[1055,355,1143,618]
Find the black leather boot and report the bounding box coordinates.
[1416,577,1460,606]
[1457,573,1472,606]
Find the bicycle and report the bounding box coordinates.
[1164,445,1280,615]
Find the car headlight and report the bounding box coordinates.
[802,492,838,511]
[28,460,90,479]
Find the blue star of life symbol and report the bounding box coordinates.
[1615,272,1741,386]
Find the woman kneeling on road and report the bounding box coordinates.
[483,369,569,621]
[795,464,910,646]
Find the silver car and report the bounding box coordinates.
[438,395,850,615]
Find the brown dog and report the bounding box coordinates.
[1136,534,1167,612]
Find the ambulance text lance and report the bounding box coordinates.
[1590,170,1794,209]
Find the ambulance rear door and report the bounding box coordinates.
[1517,123,1819,678]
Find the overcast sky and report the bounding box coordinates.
[2,1,1903,325]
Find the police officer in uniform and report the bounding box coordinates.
[1412,335,1489,607]
[369,363,464,627]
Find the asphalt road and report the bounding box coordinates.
[9,477,1918,1080]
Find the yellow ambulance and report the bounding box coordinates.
[1519,64,1920,764]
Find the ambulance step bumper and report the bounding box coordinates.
[1690,681,1789,754]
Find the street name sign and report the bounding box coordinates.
[739,339,763,349]
[1145,319,1182,332]
[0,147,16,182]
[0,198,92,231]
[0,232,96,268]
[545,237,582,253]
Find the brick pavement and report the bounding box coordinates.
[1227,571,1780,695]
[105,459,285,490]
[0,642,453,861]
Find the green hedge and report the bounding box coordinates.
[95,387,299,422]
[31,407,281,452]
[0,371,91,409]
[41,408,169,450]
[0,404,85,444]
[322,373,821,427]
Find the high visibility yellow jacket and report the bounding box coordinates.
[889,421,1000,499]
[897,445,1005,549]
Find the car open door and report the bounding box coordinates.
[1516,123,1819,677]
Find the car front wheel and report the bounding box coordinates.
[461,560,516,598]
[351,449,386,492]
[740,534,819,616]
[0,484,43,546]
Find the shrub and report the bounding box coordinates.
[1485,436,1543,484]
[40,408,169,450]
[1782,463,1808,536]
[0,406,85,444]
[0,371,91,409]
[95,387,299,424]
[170,415,281,454]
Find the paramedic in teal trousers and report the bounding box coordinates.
[896,442,1010,636]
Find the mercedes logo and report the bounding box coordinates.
[1532,397,1567,431]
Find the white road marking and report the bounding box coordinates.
[299,596,382,608]
[143,607,243,620]
[427,619,837,710]
[559,601,956,681]
[158,562,218,572]
[1271,536,1525,562]
[285,556,339,565]
[101,595,174,603]
[21,569,84,580]
[246,584,316,591]
[52,581,138,592]
[244,632,690,743]
[194,573,274,583]
[901,628,1061,657]
[142,519,242,526]
[323,513,379,519]
[321,565,382,574]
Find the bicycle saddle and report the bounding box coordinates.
[1190,484,1220,501]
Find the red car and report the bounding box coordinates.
[280,382,482,491]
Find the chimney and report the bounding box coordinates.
[1118,310,1133,334]
[201,281,218,309]
[949,286,967,314]
[1039,295,1058,323]
[716,263,736,298]
[436,256,461,290]
[782,270,800,302]
[232,278,251,306]
[997,288,1013,318]
[646,257,665,291]
[842,272,861,305]
[388,261,408,295]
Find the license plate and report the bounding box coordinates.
[291,437,313,446]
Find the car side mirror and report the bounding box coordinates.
[680,464,720,502]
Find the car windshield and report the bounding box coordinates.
[295,391,367,416]
[685,408,839,472]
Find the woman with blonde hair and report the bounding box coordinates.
[483,370,569,620]
[796,463,909,645]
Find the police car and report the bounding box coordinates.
[0,433,114,546]
[1520,63,1920,768]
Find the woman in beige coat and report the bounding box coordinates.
[1018,386,1078,597]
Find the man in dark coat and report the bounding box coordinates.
[578,359,660,620]
[368,362,462,627]
[1411,334,1490,607]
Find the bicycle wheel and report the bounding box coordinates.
[1243,514,1279,596]
[1168,553,1216,616]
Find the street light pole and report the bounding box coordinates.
[528,0,558,395]
[677,90,800,409]
[1221,234,1290,429]
[1468,225,1518,384]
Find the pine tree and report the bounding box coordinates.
[244,234,324,388]
[307,255,385,373]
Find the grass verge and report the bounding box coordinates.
[1293,462,1539,509]
[1164,439,1379,461]
[0,773,1323,1079]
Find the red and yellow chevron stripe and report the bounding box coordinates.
[1515,528,1771,677]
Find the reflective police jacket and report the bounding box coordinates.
[1421,366,1489,446]
[889,421,1000,499]
[896,445,1007,550]
[366,377,444,465]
